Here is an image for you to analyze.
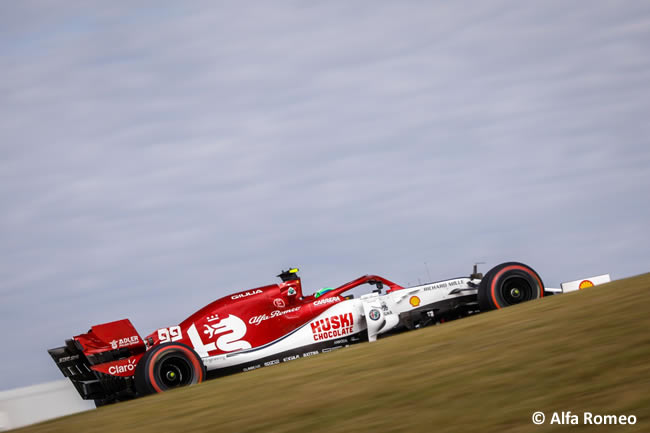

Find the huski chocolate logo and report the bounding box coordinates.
[311,313,354,341]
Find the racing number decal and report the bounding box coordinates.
[187,314,252,356]
[158,326,182,343]
[204,315,252,352]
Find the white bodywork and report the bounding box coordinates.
[360,277,477,341]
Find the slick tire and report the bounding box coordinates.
[477,262,544,311]
[135,342,205,396]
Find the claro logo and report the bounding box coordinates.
[108,358,136,375]
[311,313,354,341]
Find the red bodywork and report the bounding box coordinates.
[73,274,404,376]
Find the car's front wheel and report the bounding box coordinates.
[477,262,544,311]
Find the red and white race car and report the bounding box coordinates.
[48,262,609,406]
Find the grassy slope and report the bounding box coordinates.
[19,274,650,433]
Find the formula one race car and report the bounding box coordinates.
[48,262,610,406]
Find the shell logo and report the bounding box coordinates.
[578,280,594,290]
[409,296,421,307]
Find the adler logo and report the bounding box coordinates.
[231,289,263,300]
[108,358,136,375]
[311,313,354,341]
[109,336,139,349]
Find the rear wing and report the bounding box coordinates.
[48,319,145,402]
[73,318,145,356]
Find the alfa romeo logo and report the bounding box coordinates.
[369,309,381,321]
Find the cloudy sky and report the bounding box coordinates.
[1,1,649,390]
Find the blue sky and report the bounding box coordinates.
[1,1,649,390]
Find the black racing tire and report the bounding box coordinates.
[135,342,205,396]
[477,262,544,311]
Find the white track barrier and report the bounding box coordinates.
[0,380,94,431]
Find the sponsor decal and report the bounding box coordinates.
[243,364,261,372]
[231,289,263,300]
[287,287,297,296]
[264,359,280,367]
[108,358,137,375]
[207,314,220,322]
[283,355,300,362]
[322,347,342,353]
[369,309,381,321]
[311,313,354,341]
[203,355,227,366]
[273,298,286,308]
[157,326,182,343]
[424,282,448,291]
[303,351,318,357]
[109,335,139,349]
[249,306,302,326]
[579,280,594,290]
[333,339,348,344]
[423,279,465,291]
[57,355,79,363]
[314,296,341,307]
[409,296,421,307]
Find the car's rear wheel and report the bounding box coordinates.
[477,262,544,311]
[135,342,205,396]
